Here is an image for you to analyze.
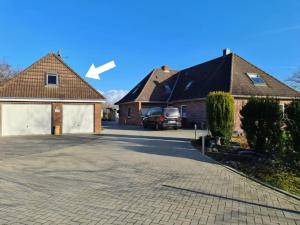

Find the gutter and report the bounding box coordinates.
[0,98,105,103]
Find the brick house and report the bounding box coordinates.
[0,53,105,136]
[116,49,299,131]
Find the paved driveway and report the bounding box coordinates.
[0,126,299,224]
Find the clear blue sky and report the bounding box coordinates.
[1,0,300,94]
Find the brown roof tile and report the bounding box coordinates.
[116,51,300,105]
[0,53,105,100]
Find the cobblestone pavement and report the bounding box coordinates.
[0,131,299,224]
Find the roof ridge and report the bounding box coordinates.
[180,55,225,72]
[234,53,299,95]
[52,53,105,100]
[167,71,181,103]
[135,69,156,101]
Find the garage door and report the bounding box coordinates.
[1,104,52,136]
[63,105,94,134]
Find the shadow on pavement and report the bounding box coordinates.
[163,184,300,215]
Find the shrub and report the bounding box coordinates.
[240,97,283,154]
[206,92,234,144]
[285,100,300,154]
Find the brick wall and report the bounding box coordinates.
[119,102,142,125]
[52,103,63,134]
[94,103,102,133]
[172,100,207,128]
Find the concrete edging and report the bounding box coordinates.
[194,146,300,202]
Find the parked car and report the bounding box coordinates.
[142,107,181,130]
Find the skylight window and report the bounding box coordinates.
[132,85,140,94]
[164,84,172,93]
[184,81,193,91]
[246,73,266,86]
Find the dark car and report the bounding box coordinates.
[142,107,181,130]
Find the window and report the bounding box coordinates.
[46,73,58,85]
[184,81,193,91]
[181,105,187,118]
[127,108,131,117]
[246,73,266,86]
[279,104,285,115]
[163,107,180,117]
[132,85,140,94]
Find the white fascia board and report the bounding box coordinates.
[0,98,106,103]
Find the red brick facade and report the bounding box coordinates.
[118,98,293,132]
[119,102,142,125]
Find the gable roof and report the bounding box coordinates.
[0,53,105,101]
[170,54,232,101]
[116,67,178,104]
[230,54,299,98]
[117,51,299,104]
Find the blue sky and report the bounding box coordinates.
[1,0,300,100]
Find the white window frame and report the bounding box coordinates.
[279,104,285,115]
[246,73,266,86]
[181,105,187,118]
[46,73,59,86]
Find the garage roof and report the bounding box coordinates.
[0,53,105,101]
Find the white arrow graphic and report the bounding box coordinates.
[85,60,116,80]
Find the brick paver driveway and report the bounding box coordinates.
[0,126,299,224]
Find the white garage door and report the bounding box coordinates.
[63,105,94,134]
[1,104,52,136]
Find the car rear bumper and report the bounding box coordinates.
[161,122,182,128]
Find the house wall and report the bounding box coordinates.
[119,102,142,125]
[118,98,293,130]
[0,102,102,136]
[172,100,207,128]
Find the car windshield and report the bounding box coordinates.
[163,108,180,117]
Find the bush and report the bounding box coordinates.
[285,100,300,153]
[206,92,234,144]
[240,97,283,154]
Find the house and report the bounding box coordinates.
[102,104,118,121]
[0,53,105,136]
[116,49,299,131]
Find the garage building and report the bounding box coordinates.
[0,53,105,136]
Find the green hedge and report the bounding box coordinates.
[206,92,234,144]
[240,97,283,153]
[285,100,300,153]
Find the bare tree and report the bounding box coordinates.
[0,61,19,82]
[286,68,300,91]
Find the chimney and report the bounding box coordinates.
[223,48,231,56]
[161,65,170,72]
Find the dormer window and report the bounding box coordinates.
[46,73,58,86]
[246,73,266,86]
[184,81,193,91]
[164,84,172,94]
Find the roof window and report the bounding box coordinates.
[246,73,266,86]
[184,81,193,91]
[132,85,140,94]
[164,84,172,93]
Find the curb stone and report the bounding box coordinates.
[192,144,300,203]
